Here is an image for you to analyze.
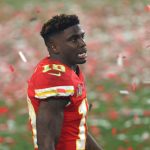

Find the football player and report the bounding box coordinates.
[27,14,103,150]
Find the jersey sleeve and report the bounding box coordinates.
[32,71,75,100]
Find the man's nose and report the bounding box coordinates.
[78,38,86,48]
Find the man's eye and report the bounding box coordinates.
[72,38,77,42]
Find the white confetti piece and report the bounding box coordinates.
[117,54,123,66]
[141,132,149,140]
[7,119,16,131]
[88,119,111,129]
[116,134,127,140]
[18,51,27,62]
[119,90,129,95]
[124,120,132,128]
[146,99,150,105]
[142,80,150,84]
[133,135,141,141]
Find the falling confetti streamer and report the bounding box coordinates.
[117,54,123,66]
[18,51,27,62]
[119,90,129,95]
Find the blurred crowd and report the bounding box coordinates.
[0,1,149,101]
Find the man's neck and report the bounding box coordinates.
[71,65,78,74]
[49,54,78,74]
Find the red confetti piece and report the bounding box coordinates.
[8,64,15,72]
[145,5,150,12]
[103,93,113,102]
[143,110,150,117]
[130,77,139,92]
[96,85,104,91]
[108,110,119,120]
[0,137,5,143]
[35,6,42,13]
[112,128,117,136]
[106,72,118,79]
[90,125,100,136]
[0,137,14,144]
[0,107,9,115]
[127,147,133,150]
[131,82,137,91]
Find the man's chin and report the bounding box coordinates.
[77,59,87,64]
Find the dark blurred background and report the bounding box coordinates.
[0,0,150,149]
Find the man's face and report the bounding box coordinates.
[52,24,87,66]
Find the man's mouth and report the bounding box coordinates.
[78,52,87,59]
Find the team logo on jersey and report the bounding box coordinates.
[76,84,82,97]
[48,72,61,77]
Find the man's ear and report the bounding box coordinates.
[50,39,59,54]
[51,44,59,54]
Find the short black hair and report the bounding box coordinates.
[40,14,80,43]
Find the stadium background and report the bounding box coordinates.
[0,0,149,149]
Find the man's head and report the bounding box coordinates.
[40,14,87,66]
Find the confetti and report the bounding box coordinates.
[0,137,5,143]
[116,134,127,141]
[142,80,150,84]
[35,6,42,13]
[143,110,150,117]
[141,132,149,140]
[145,5,150,12]
[108,110,119,120]
[124,120,132,128]
[112,128,117,135]
[106,72,118,79]
[119,90,129,95]
[18,51,27,62]
[0,107,9,115]
[127,147,133,150]
[117,54,124,66]
[8,64,15,72]
[0,137,14,144]
[133,135,141,141]
[131,77,139,91]
[88,119,111,129]
[90,125,101,136]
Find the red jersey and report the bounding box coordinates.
[27,57,89,150]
